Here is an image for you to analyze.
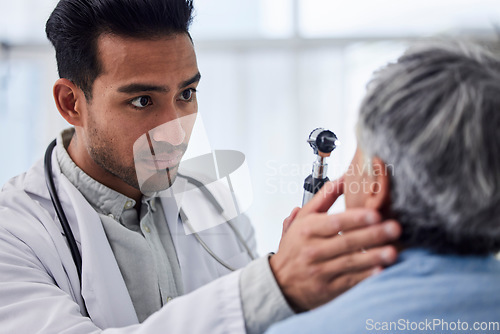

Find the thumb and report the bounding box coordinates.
[301,176,344,215]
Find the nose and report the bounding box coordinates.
[150,118,186,146]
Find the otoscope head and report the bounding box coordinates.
[307,128,339,156]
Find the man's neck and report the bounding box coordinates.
[66,134,143,204]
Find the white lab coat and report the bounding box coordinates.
[0,150,256,333]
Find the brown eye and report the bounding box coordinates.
[179,88,196,101]
[131,96,152,108]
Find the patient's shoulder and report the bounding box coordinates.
[266,249,500,334]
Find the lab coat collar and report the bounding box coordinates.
[13,150,139,327]
[58,175,139,327]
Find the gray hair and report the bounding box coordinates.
[357,40,500,255]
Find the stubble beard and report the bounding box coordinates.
[86,121,180,194]
[87,128,141,190]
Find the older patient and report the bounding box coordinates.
[266,41,500,334]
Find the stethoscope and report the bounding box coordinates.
[44,139,255,293]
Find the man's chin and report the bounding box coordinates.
[138,167,179,195]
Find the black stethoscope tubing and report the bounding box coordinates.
[44,139,84,281]
[44,139,255,290]
[45,139,89,316]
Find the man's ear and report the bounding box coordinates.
[53,78,86,126]
[366,156,390,210]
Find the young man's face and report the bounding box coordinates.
[77,33,200,195]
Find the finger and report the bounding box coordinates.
[289,206,300,221]
[282,208,297,235]
[305,220,401,260]
[282,207,300,234]
[315,246,398,280]
[300,177,344,215]
[304,209,382,238]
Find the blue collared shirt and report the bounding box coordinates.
[266,248,500,334]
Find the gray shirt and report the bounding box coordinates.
[56,128,293,332]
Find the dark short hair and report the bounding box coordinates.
[46,0,194,99]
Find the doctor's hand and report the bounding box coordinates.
[281,206,300,236]
[269,178,401,312]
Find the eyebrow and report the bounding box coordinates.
[117,72,201,94]
[179,72,201,89]
[117,83,168,94]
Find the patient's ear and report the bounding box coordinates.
[366,156,390,210]
[53,78,86,126]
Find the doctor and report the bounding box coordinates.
[0,0,401,333]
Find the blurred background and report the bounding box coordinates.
[1,0,499,255]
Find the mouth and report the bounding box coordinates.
[153,152,182,170]
[139,150,183,171]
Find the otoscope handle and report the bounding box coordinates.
[302,175,330,206]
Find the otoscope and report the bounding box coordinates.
[302,128,339,206]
